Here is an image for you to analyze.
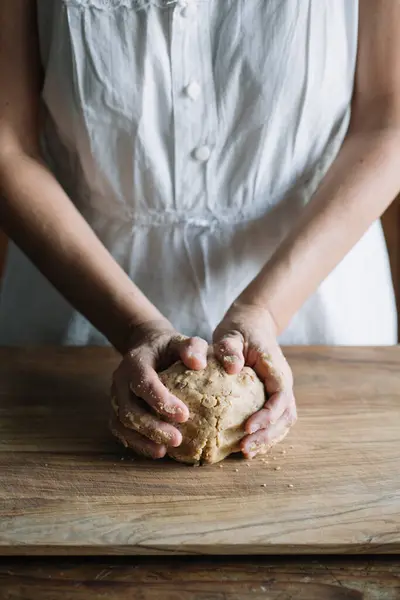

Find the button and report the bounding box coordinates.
[185,81,201,101]
[193,145,211,162]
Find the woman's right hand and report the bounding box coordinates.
[110,320,208,459]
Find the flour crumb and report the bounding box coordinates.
[288,484,294,488]
[274,466,281,471]
[261,483,267,488]
[234,468,239,472]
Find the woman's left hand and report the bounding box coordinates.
[213,301,297,459]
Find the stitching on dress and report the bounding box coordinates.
[61,0,179,10]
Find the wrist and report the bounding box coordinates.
[123,317,176,353]
[107,303,171,355]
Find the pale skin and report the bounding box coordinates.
[1,1,400,459]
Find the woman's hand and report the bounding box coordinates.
[110,320,208,459]
[213,302,297,459]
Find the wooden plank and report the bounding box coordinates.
[0,347,399,556]
[1,556,400,600]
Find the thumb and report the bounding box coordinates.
[213,329,245,374]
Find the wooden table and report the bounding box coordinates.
[0,556,399,599]
[0,347,399,598]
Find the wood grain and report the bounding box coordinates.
[0,557,399,599]
[0,347,399,556]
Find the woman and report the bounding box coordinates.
[0,0,398,459]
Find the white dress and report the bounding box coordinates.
[0,0,396,345]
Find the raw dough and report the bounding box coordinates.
[159,357,266,465]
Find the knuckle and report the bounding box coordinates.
[126,348,153,372]
[119,412,134,430]
[274,368,292,391]
[109,420,129,449]
[285,366,294,386]
[284,403,297,426]
[118,404,138,429]
[127,347,141,363]
[217,336,240,354]
[277,356,292,379]
[217,336,231,349]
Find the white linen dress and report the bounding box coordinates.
[0,0,396,345]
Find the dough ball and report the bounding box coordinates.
[159,357,265,465]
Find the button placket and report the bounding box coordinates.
[170,1,214,211]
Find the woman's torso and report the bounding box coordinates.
[0,0,396,345]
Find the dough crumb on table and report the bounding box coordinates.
[159,356,266,465]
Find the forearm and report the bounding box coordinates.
[239,129,400,333]
[0,151,164,352]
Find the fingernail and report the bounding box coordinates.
[223,355,238,364]
[159,402,179,415]
[187,351,206,363]
[247,451,257,459]
[248,442,260,453]
[249,423,261,434]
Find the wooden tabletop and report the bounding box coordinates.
[0,347,400,598]
[0,556,399,599]
[0,346,399,557]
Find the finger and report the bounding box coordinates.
[125,361,190,422]
[115,381,182,447]
[245,391,296,434]
[213,331,245,374]
[241,410,295,458]
[110,413,167,459]
[171,335,208,370]
[254,347,293,395]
